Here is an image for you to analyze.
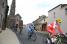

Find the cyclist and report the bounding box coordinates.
[28,23,35,40]
[47,18,64,43]
[47,18,64,37]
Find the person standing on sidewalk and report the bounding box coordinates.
[14,24,18,33]
[19,26,23,35]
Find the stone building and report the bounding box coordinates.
[7,14,22,29]
[7,0,16,28]
[19,20,23,29]
[0,0,9,31]
[7,15,16,28]
[7,0,23,32]
[7,13,23,31]
[15,14,22,31]
[33,15,48,31]
[48,4,67,33]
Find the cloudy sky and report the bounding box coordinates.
[8,0,67,24]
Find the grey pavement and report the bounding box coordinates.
[0,28,20,44]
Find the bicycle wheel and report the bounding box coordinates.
[31,32,37,41]
[42,37,50,44]
[55,39,62,44]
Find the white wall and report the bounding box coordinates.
[48,5,67,33]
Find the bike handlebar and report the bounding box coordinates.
[54,33,65,37]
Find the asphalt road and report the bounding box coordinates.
[16,25,47,44]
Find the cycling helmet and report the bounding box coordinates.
[56,18,62,23]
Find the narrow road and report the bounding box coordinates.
[18,25,47,44]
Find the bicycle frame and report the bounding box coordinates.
[55,34,64,44]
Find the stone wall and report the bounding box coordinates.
[0,0,9,30]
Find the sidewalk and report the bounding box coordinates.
[0,28,20,44]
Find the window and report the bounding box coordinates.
[65,8,67,15]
